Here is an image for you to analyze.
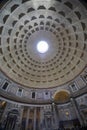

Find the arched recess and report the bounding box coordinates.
[53,89,70,103]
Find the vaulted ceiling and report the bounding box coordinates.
[0,0,87,89]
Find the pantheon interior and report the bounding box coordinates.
[0,0,87,130]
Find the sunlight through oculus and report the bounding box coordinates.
[37,41,49,53]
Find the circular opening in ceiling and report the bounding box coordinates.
[37,41,49,53]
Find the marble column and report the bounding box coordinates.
[70,98,84,126]
[25,107,30,130]
[44,115,48,129]
[33,107,36,130]
[40,107,42,127]
[17,106,23,130]
[51,102,59,129]
[39,107,42,129]
[40,107,45,130]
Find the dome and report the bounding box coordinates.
[0,0,87,90]
[0,1,87,130]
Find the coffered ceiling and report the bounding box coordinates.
[0,0,87,89]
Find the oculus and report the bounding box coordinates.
[37,41,49,53]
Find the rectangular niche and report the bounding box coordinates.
[1,80,10,91]
[17,88,23,97]
[69,82,78,92]
[32,92,35,99]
